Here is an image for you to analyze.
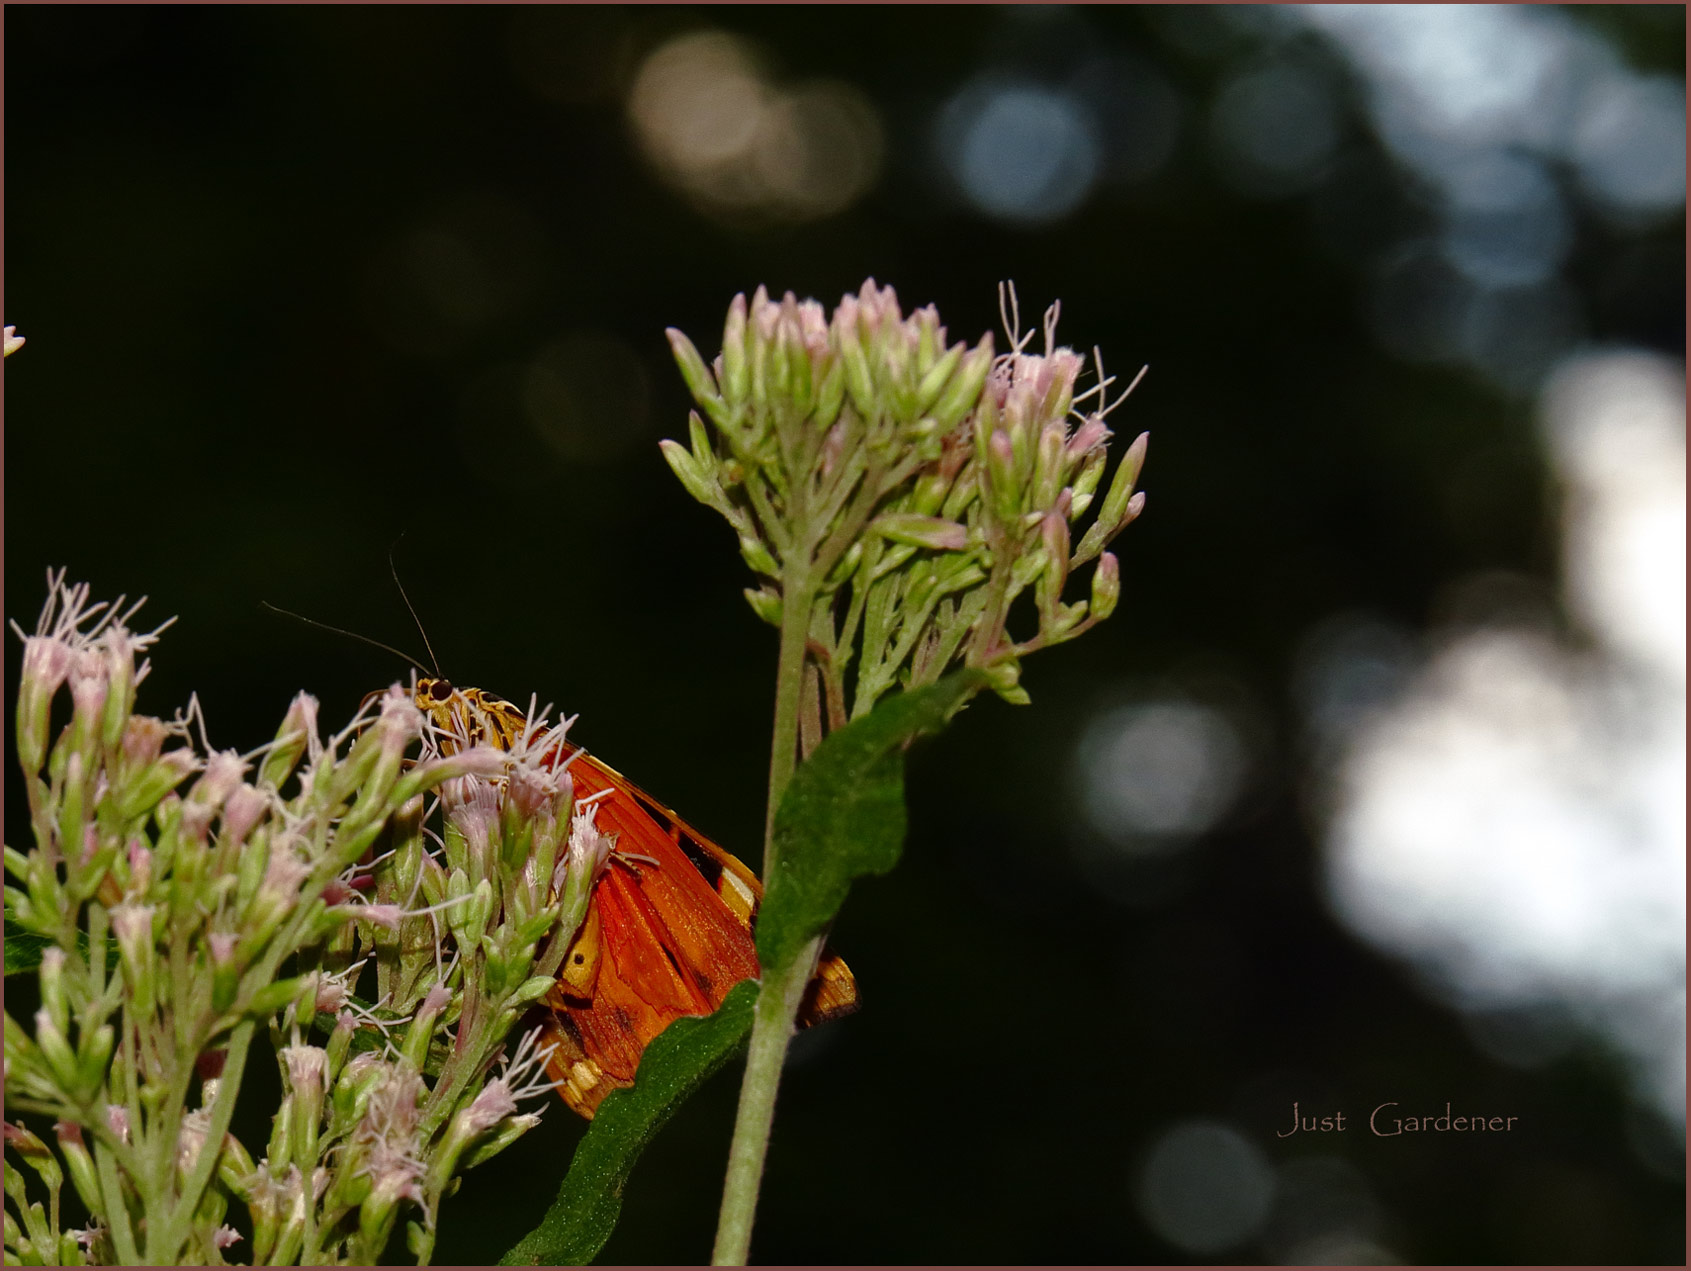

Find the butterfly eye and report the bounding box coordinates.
[428,680,454,702]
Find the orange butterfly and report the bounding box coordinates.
[411,677,858,1118]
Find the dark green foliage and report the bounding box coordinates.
[757,671,985,973]
[500,979,758,1266]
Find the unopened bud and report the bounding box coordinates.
[660,438,720,509]
[54,1122,100,1213]
[720,292,750,406]
[667,327,726,423]
[39,948,69,1035]
[191,751,246,812]
[400,983,453,1070]
[121,714,166,768]
[31,1008,78,1092]
[3,1122,61,1192]
[986,429,1021,522]
[111,904,157,1018]
[222,784,268,846]
[263,693,319,789]
[738,533,780,578]
[869,514,969,553]
[1091,552,1121,622]
[743,586,782,627]
[979,656,1031,707]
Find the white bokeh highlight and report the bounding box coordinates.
[1318,349,1686,1124]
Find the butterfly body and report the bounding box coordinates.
[411,677,857,1118]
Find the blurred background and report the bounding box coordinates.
[5,5,1684,1263]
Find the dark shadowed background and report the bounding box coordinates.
[5,5,1684,1264]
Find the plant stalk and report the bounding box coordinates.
[761,570,815,858]
[710,935,822,1266]
[715,555,820,1264]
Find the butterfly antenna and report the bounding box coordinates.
[388,536,442,677]
[259,602,432,675]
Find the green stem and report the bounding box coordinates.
[146,1019,254,1264]
[710,936,821,1266]
[95,1141,141,1266]
[761,570,815,855]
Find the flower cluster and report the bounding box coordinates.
[663,280,1147,750]
[3,572,605,1266]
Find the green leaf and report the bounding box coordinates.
[499,979,758,1267]
[757,670,986,973]
[4,925,54,977]
[3,896,83,976]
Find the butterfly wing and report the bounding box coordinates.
[412,680,860,1119]
[569,751,859,1026]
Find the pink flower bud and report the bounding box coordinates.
[127,839,152,892]
[1066,416,1110,459]
[282,1045,327,1099]
[281,692,320,746]
[122,715,166,767]
[178,800,215,845]
[69,649,108,722]
[221,783,267,845]
[420,982,453,1018]
[192,751,246,810]
[106,1105,130,1143]
[461,1079,519,1137]
[508,763,552,820]
[358,904,407,931]
[20,636,73,697]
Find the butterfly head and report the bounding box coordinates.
[413,677,529,753]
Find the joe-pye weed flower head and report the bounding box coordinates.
[663,279,1148,752]
[4,570,613,1265]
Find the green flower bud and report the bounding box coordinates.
[1069,447,1107,518]
[1037,511,1071,617]
[33,1009,81,1093]
[3,1123,61,1193]
[1090,551,1121,623]
[720,291,750,407]
[400,984,452,1070]
[931,334,994,431]
[110,904,157,1020]
[458,1111,541,1172]
[980,656,1031,707]
[834,300,876,419]
[743,586,783,627]
[113,749,200,822]
[244,974,314,1023]
[1032,424,1066,514]
[738,534,781,578]
[75,1025,115,1100]
[282,1046,327,1172]
[261,693,318,791]
[813,356,847,431]
[267,1093,295,1168]
[986,430,1022,524]
[1074,432,1148,565]
[869,514,969,553]
[666,327,727,424]
[54,1122,100,1214]
[38,947,69,1037]
[508,975,556,1009]
[914,340,966,417]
